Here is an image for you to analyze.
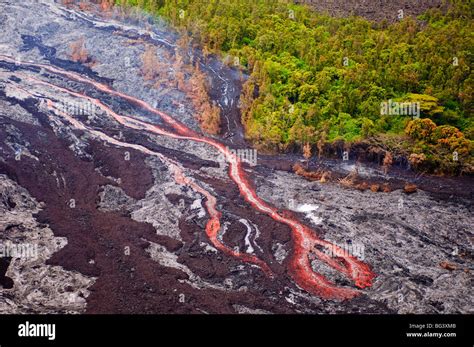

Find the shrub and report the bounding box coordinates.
[69,37,89,64]
[405,118,437,141]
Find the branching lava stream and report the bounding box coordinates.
[3,55,375,300]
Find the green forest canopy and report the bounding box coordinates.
[116,0,473,173]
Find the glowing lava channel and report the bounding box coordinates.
[9,81,272,277]
[3,56,375,299]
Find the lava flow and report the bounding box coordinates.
[4,56,375,300]
[8,80,273,277]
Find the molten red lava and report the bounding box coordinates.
[5,55,376,299]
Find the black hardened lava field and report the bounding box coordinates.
[0,0,472,345]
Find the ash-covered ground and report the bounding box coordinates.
[0,0,472,314]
